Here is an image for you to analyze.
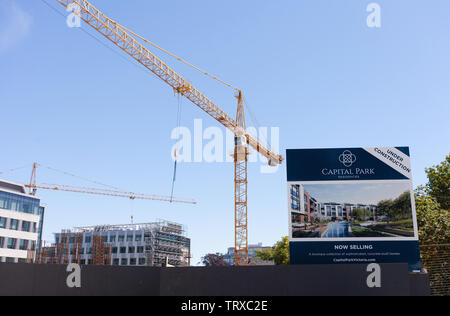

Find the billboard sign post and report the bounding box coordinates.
[286,147,421,271]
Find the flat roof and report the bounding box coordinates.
[0,179,26,194]
[0,179,40,200]
[71,220,185,233]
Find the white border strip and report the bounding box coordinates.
[363,147,412,179]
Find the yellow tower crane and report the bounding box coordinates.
[25,162,196,204]
[54,0,284,265]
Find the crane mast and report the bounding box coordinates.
[55,0,283,265]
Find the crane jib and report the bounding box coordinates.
[56,0,283,165]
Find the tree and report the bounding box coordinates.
[424,154,450,210]
[392,191,412,220]
[376,191,412,222]
[353,208,371,221]
[415,193,450,244]
[415,154,450,244]
[377,199,393,221]
[255,236,290,265]
[201,253,229,267]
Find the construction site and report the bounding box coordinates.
[35,221,190,267]
[0,0,447,298]
[0,0,284,268]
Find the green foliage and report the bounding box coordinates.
[255,248,274,262]
[415,193,450,244]
[424,154,450,210]
[376,191,412,221]
[255,236,290,265]
[415,154,450,245]
[352,208,372,221]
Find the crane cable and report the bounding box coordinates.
[35,163,122,190]
[0,164,29,175]
[115,22,240,91]
[170,95,183,203]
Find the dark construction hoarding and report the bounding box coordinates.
[286,147,421,271]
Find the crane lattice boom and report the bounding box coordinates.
[56,0,282,165]
[25,183,196,204]
[54,0,284,265]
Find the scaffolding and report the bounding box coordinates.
[34,221,189,267]
[35,229,111,265]
[74,220,189,267]
[91,235,112,265]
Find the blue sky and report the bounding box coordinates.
[0,0,449,265]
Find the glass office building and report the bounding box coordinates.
[0,180,45,263]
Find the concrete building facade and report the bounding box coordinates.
[0,180,45,263]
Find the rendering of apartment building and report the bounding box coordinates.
[290,184,316,225]
[0,180,45,263]
[47,221,190,267]
[290,184,376,224]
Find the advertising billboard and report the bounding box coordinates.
[286,147,421,271]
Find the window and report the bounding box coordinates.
[0,197,7,209]
[137,246,144,254]
[5,257,15,263]
[112,247,118,254]
[86,248,92,255]
[30,241,36,251]
[127,234,133,242]
[7,238,17,249]
[10,201,18,211]
[130,258,137,265]
[21,221,30,232]
[0,237,4,248]
[128,247,135,254]
[19,240,29,250]
[80,259,86,265]
[121,258,128,266]
[0,217,6,229]
[22,203,32,214]
[85,236,92,243]
[10,219,19,230]
[103,236,108,243]
[135,234,142,242]
[109,235,116,243]
[118,235,125,242]
[120,247,126,254]
[113,259,119,266]
[138,258,146,265]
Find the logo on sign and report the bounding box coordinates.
[339,150,357,167]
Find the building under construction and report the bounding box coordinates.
[36,220,190,267]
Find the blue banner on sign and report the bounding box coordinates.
[289,241,421,271]
[287,147,410,181]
